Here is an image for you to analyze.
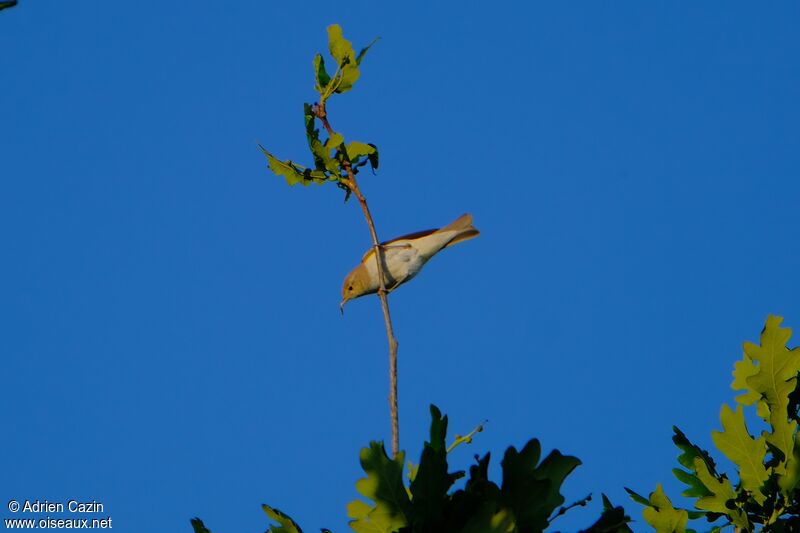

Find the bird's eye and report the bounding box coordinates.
[348,285,353,291]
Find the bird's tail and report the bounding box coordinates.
[441,213,480,248]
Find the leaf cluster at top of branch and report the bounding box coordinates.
[259,24,379,200]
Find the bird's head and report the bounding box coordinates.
[340,264,371,313]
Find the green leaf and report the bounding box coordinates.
[741,316,800,491]
[409,405,464,528]
[672,426,717,473]
[624,487,651,507]
[732,353,762,408]
[346,141,380,173]
[407,460,419,483]
[445,452,503,530]
[534,449,582,508]
[692,457,748,529]
[777,442,800,494]
[190,518,212,533]
[259,145,327,186]
[327,24,359,94]
[348,442,410,533]
[313,53,331,93]
[259,145,305,185]
[711,404,768,504]
[578,494,633,533]
[367,146,379,172]
[641,484,689,533]
[262,504,304,533]
[672,468,711,498]
[326,24,374,94]
[345,141,376,161]
[347,500,386,533]
[356,38,379,66]
[500,439,544,527]
[428,405,446,451]
[459,505,515,533]
[742,316,799,416]
[327,24,355,68]
[463,452,501,498]
[326,132,345,152]
[325,133,346,177]
[670,427,717,498]
[337,70,360,94]
[500,439,581,531]
[0,1,17,11]
[438,452,505,533]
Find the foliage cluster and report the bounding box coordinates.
[629,316,800,532]
[258,24,378,201]
[193,406,631,533]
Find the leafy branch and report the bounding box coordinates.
[259,24,399,456]
[447,419,488,454]
[629,315,800,532]
[253,405,631,533]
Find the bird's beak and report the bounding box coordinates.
[339,299,347,315]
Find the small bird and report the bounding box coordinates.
[340,213,479,311]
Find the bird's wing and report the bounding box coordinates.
[386,245,417,264]
[360,228,438,262]
[384,228,438,244]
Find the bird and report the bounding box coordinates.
[340,213,479,311]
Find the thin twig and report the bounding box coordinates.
[446,420,488,454]
[315,101,400,457]
[547,493,592,525]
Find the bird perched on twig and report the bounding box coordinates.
[340,213,479,311]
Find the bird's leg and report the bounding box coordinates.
[380,243,413,250]
[385,280,403,293]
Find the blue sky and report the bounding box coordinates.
[2,2,799,531]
